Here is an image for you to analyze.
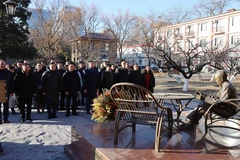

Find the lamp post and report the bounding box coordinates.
[3,0,17,16]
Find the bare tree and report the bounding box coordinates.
[154,39,239,91]
[160,5,192,24]
[192,0,233,18]
[71,3,102,61]
[29,0,69,60]
[102,10,137,60]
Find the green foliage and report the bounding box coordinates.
[0,0,37,59]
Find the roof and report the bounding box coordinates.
[80,33,115,40]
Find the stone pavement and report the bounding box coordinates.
[64,100,240,160]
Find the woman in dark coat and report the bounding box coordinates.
[129,64,142,85]
[41,63,62,119]
[142,65,155,93]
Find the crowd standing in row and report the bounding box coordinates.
[0,59,156,123]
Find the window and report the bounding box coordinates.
[232,16,240,26]
[90,42,95,50]
[199,39,207,47]
[214,37,223,46]
[200,23,207,31]
[231,35,240,45]
[105,43,109,51]
[167,29,172,37]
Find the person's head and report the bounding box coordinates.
[49,62,57,71]
[50,59,56,64]
[121,60,126,68]
[78,61,85,68]
[0,60,6,70]
[111,64,116,71]
[145,65,151,72]
[88,60,95,68]
[106,64,111,71]
[24,59,30,64]
[68,62,75,72]
[214,70,228,85]
[22,63,31,73]
[41,61,46,67]
[133,64,139,71]
[35,62,42,71]
[57,62,63,69]
[17,60,23,69]
[9,66,15,73]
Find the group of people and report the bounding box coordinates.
[0,58,156,123]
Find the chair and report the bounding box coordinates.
[110,82,173,152]
[204,98,240,134]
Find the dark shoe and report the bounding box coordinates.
[48,116,52,119]
[4,120,10,123]
[66,113,70,117]
[20,119,25,123]
[12,110,17,114]
[0,145,3,153]
[0,121,3,124]
[52,116,57,118]
[26,118,32,121]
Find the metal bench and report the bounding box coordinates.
[110,82,173,152]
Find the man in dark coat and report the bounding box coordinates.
[77,61,86,105]
[83,61,99,114]
[42,62,62,119]
[115,60,129,83]
[15,63,36,122]
[101,64,113,90]
[129,64,142,85]
[62,62,81,117]
[0,60,14,123]
[57,62,66,110]
[33,62,45,113]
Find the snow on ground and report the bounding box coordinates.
[0,108,95,160]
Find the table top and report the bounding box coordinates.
[152,93,195,100]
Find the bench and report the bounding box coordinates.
[110,83,173,152]
[204,98,240,134]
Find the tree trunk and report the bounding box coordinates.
[183,78,190,91]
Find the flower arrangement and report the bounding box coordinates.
[91,89,118,122]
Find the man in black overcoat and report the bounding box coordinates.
[62,62,81,117]
[83,61,99,114]
[15,63,36,122]
[42,62,62,119]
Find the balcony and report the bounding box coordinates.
[174,34,183,40]
[185,31,195,38]
[212,27,225,35]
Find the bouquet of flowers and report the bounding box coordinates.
[91,89,118,122]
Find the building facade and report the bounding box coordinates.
[156,9,240,60]
[70,33,117,65]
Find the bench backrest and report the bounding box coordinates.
[110,83,168,125]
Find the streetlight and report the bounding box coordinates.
[3,0,17,16]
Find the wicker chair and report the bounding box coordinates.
[110,83,173,152]
[204,98,240,134]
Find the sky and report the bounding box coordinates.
[65,0,240,16]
